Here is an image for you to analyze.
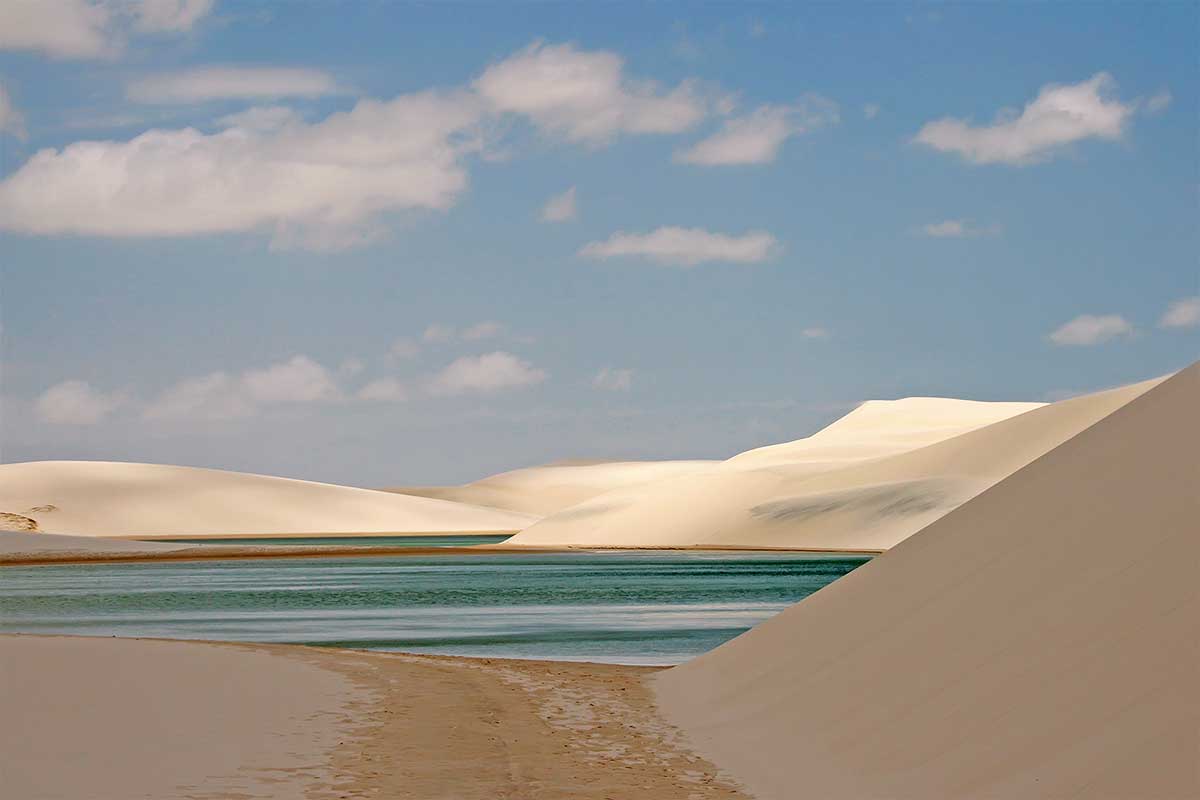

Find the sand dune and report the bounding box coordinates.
[389,459,719,515]
[0,461,537,538]
[654,362,1198,799]
[507,379,1161,550]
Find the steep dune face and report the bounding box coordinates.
[386,460,719,516]
[652,362,1198,800]
[0,461,537,538]
[507,379,1161,550]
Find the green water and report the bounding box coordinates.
[0,550,868,665]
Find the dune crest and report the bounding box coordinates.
[507,378,1162,550]
[653,362,1199,799]
[0,461,537,538]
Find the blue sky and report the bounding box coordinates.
[0,1,1196,485]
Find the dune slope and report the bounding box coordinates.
[388,459,719,516]
[0,461,537,537]
[508,378,1160,550]
[653,362,1198,799]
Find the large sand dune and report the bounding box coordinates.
[507,379,1161,550]
[0,461,537,538]
[654,362,1198,799]
[388,459,719,515]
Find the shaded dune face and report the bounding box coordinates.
[652,362,1199,800]
[507,376,1163,550]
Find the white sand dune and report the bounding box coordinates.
[0,530,190,557]
[0,461,537,538]
[507,379,1161,550]
[654,362,1198,799]
[388,459,719,515]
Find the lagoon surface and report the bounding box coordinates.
[0,549,868,665]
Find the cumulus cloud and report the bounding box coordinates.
[1159,296,1199,329]
[914,73,1135,165]
[919,219,1002,238]
[676,95,839,165]
[428,351,547,396]
[0,82,25,139]
[592,367,633,392]
[356,377,407,402]
[1047,314,1134,346]
[0,89,483,249]
[35,380,126,425]
[475,41,713,144]
[540,186,577,222]
[144,355,340,420]
[128,66,341,104]
[0,0,212,59]
[579,226,779,267]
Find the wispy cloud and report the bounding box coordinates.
[127,66,343,104]
[918,219,1002,238]
[675,95,838,165]
[35,380,127,425]
[540,186,577,222]
[0,0,213,60]
[593,367,633,391]
[915,73,1135,165]
[0,81,25,139]
[428,352,547,396]
[1047,314,1134,346]
[579,226,779,267]
[1159,296,1199,329]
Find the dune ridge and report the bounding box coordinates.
[0,461,537,538]
[507,377,1162,550]
[653,362,1199,799]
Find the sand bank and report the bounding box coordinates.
[653,362,1199,799]
[0,461,536,538]
[0,635,746,800]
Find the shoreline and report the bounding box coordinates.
[0,540,882,567]
[1,633,748,799]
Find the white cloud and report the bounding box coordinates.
[579,226,779,267]
[1145,89,1172,114]
[0,88,482,249]
[540,186,577,222]
[338,357,365,376]
[35,380,126,425]
[128,66,341,104]
[475,41,713,144]
[863,103,880,120]
[801,327,830,339]
[357,377,407,402]
[676,95,838,166]
[422,323,457,343]
[593,367,633,392]
[919,219,1002,238]
[132,0,214,33]
[460,321,505,341]
[0,0,213,59]
[1048,314,1134,346]
[0,82,25,139]
[914,73,1135,165]
[1159,296,1200,329]
[428,351,547,396]
[144,355,339,420]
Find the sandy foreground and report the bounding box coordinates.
[0,635,746,800]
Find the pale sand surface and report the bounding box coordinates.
[654,362,1199,799]
[507,377,1162,550]
[0,635,746,800]
[0,461,537,538]
[388,459,720,515]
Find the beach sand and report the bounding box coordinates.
[0,635,746,800]
[653,362,1198,799]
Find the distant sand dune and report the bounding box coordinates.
[507,378,1161,550]
[387,459,720,516]
[0,461,537,538]
[653,362,1198,799]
